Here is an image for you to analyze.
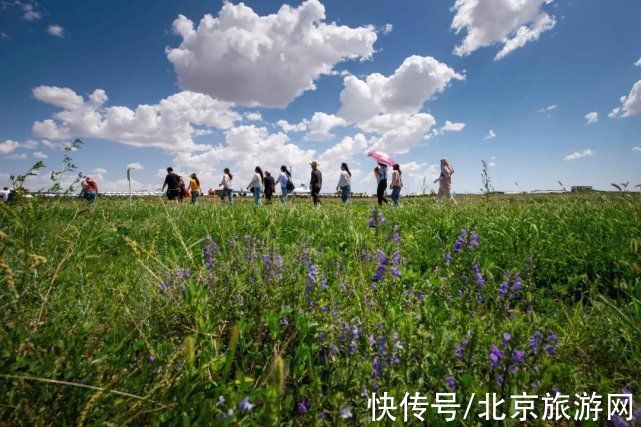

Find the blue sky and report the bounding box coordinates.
[1,0,640,194]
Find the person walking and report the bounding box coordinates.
[310,161,322,205]
[374,163,389,206]
[80,176,98,205]
[436,158,457,204]
[276,165,294,202]
[390,164,403,206]
[336,162,351,203]
[219,168,234,204]
[162,167,181,203]
[247,166,264,205]
[178,176,189,203]
[264,171,276,204]
[189,173,201,204]
[1,186,11,203]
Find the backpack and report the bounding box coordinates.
[286,175,295,191]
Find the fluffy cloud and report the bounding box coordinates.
[20,1,42,20]
[33,86,83,110]
[275,112,346,141]
[244,112,262,122]
[400,161,440,191]
[338,55,464,123]
[166,0,377,107]
[635,58,641,67]
[318,133,369,164]
[564,149,595,161]
[33,151,47,159]
[484,129,496,140]
[608,80,641,118]
[381,23,393,35]
[47,25,64,37]
[368,113,436,154]
[633,147,641,152]
[0,140,21,154]
[306,113,347,141]
[276,119,307,133]
[127,162,143,170]
[173,125,316,187]
[32,86,241,151]
[584,111,598,124]
[451,0,555,60]
[440,120,466,133]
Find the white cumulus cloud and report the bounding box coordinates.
[305,112,347,141]
[32,86,241,151]
[584,111,598,124]
[0,140,22,154]
[33,151,48,159]
[338,55,464,123]
[127,162,143,170]
[173,125,316,187]
[367,113,437,154]
[166,0,377,107]
[440,120,466,133]
[635,57,641,67]
[451,0,555,60]
[244,112,263,122]
[564,149,595,161]
[608,80,641,118]
[276,119,307,133]
[47,25,64,37]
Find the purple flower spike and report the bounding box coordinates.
[511,349,526,364]
[297,396,310,414]
[445,375,456,391]
[238,397,254,412]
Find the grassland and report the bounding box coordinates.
[1,194,640,424]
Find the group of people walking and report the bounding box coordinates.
[161,168,202,204]
[74,158,456,206]
[159,158,456,206]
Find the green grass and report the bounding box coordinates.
[1,194,640,424]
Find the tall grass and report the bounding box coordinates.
[1,194,640,423]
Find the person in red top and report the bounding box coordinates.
[80,176,98,205]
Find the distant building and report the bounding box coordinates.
[571,186,593,192]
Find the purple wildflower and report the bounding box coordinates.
[498,279,509,299]
[297,397,310,414]
[217,396,225,407]
[445,375,456,391]
[148,354,155,363]
[238,397,254,412]
[472,261,485,286]
[544,344,557,356]
[340,407,353,419]
[468,229,479,249]
[502,333,511,346]
[547,332,558,344]
[489,345,504,366]
[453,229,467,252]
[511,349,526,364]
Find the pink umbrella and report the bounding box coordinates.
[367,150,397,166]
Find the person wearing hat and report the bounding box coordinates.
[188,173,201,204]
[263,171,276,204]
[309,161,322,205]
[80,176,98,205]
